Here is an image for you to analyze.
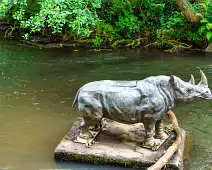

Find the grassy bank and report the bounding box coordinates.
[0,0,211,51]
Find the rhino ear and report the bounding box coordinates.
[169,75,175,85]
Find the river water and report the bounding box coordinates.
[0,36,212,170]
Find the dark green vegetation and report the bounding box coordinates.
[0,0,211,50]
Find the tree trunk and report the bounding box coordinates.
[174,0,200,24]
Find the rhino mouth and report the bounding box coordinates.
[198,95,212,100]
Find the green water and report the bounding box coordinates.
[0,36,212,170]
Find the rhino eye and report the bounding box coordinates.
[187,89,192,93]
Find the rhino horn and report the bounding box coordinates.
[189,74,195,85]
[199,70,208,86]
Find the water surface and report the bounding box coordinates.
[0,36,212,170]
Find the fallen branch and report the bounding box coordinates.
[111,38,146,48]
[147,110,182,170]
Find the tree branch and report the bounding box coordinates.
[174,0,200,24]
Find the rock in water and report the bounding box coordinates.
[206,44,212,52]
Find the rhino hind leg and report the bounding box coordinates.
[79,103,103,139]
[154,119,168,140]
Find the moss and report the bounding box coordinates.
[111,39,132,48]
[54,152,150,168]
[163,40,192,52]
[111,38,146,48]
[74,40,92,44]
[126,38,147,48]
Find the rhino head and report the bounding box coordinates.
[170,70,211,103]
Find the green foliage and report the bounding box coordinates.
[99,0,143,37]
[196,0,212,43]
[92,20,117,47]
[0,0,101,37]
[0,0,211,47]
[115,13,142,38]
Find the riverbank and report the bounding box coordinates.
[0,0,211,52]
[0,25,209,53]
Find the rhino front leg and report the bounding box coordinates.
[154,119,168,140]
[143,120,156,147]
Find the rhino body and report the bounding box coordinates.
[72,72,211,146]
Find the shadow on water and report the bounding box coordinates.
[0,36,212,170]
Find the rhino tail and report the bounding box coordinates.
[72,89,80,108]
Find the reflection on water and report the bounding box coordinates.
[0,36,212,170]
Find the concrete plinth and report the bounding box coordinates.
[54,119,187,169]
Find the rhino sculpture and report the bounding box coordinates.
[72,70,211,146]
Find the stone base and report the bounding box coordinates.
[54,119,187,169]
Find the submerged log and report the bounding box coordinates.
[147,110,182,170]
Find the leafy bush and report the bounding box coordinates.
[1,0,102,37]
[196,0,212,43]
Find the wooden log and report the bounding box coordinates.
[147,110,182,170]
